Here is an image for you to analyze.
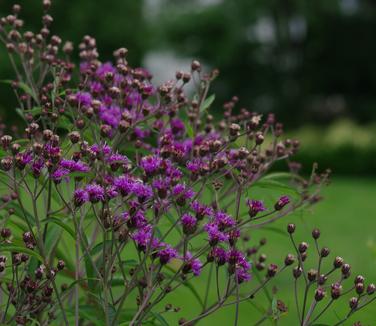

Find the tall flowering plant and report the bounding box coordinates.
[0,2,374,325]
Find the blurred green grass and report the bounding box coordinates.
[160,177,376,325]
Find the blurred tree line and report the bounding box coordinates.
[1,0,376,128]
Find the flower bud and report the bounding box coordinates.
[308,269,318,282]
[293,266,302,278]
[333,256,344,268]
[255,132,264,145]
[191,60,201,71]
[284,254,295,266]
[367,283,375,295]
[298,242,308,253]
[57,260,65,271]
[349,297,358,310]
[267,264,278,278]
[315,288,325,301]
[1,135,12,149]
[69,131,81,144]
[287,223,296,234]
[1,157,13,171]
[311,228,320,239]
[275,196,290,210]
[1,228,11,238]
[331,283,342,299]
[341,263,351,275]
[355,282,364,294]
[320,247,330,258]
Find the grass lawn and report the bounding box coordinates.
[162,177,376,325]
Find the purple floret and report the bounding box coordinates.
[85,184,105,203]
[113,175,134,196]
[181,214,197,235]
[73,189,89,207]
[214,211,236,230]
[51,168,69,183]
[275,195,290,210]
[158,245,178,265]
[204,223,228,246]
[246,199,266,217]
[60,159,90,173]
[140,155,162,175]
[132,182,153,202]
[191,200,213,219]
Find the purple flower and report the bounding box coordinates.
[246,199,266,217]
[186,159,202,174]
[152,178,169,198]
[60,159,90,173]
[31,159,44,177]
[51,168,69,183]
[76,91,92,107]
[275,195,290,210]
[114,175,134,196]
[99,105,122,128]
[107,153,128,171]
[74,189,89,207]
[204,223,228,246]
[181,214,197,235]
[105,185,118,199]
[211,247,227,265]
[132,225,153,251]
[132,182,153,202]
[191,201,213,219]
[96,62,116,78]
[158,245,178,264]
[123,211,147,229]
[140,155,162,175]
[15,151,33,169]
[235,268,251,283]
[183,252,202,276]
[214,211,236,230]
[170,118,185,135]
[85,184,105,203]
[173,183,195,206]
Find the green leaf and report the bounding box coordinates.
[41,217,75,240]
[57,115,72,131]
[263,226,289,237]
[7,202,35,225]
[186,123,194,138]
[0,80,38,102]
[252,179,300,197]
[271,297,278,316]
[90,240,113,256]
[150,312,169,326]
[165,212,182,236]
[76,305,105,326]
[262,172,305,183]
[200,94,215,113]
[0,244,44,262]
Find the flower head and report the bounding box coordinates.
[74,189,89,207]
[85,184,105,203]
[246,199,266,217]
[275,195,290,210]
[181,214,197,235]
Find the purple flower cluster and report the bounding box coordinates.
[0,3,355,325]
